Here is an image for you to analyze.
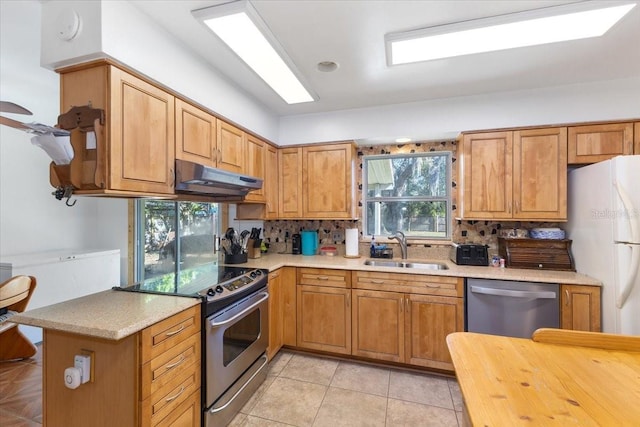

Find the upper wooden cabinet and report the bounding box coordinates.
[244,134,266,202]
[568,122,634,164]
[461,127,567,221]
[265,144,279,219]
[59,63,176,196]
[278,147,304,218]
[216,120,245,174]
[278,143,356,219]
[175,98,217,167]
[303,143,356,219]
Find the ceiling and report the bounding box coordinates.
[130,0,640,117]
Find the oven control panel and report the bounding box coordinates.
[200,269,265,302]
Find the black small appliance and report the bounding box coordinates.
[450,244,489,266]
[291,233,301,254]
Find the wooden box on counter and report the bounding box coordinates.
[498,237,575,271]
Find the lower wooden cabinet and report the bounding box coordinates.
[42,305,201,427]
[267,269,283,360]
[351,273,463,371]
[296,268,351,355]
[561,284,601,332]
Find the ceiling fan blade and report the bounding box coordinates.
[0,115,30,131]
[0,101,33,115]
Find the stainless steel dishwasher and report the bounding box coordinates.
[466,278,559,338]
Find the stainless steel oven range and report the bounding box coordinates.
[116,263,269,427]
[200,268,269,427]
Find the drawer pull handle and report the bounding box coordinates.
[165,355,186,370]
[165,325,185,337]
[425,284,440,288]
[371,279,385,284]
[165,386,185,403]
[316,276,329,280]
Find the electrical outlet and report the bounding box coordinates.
[333,232,342,242]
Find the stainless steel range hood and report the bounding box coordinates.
[175,159,262,201]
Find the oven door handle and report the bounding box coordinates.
[208,354,268,415]
[209,292,269,328]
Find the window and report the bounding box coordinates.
[135,200,219,281]
[363,152,451,240]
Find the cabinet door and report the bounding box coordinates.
[175,99,217,167]
[244,134,266,202]
[109,67,175,194]
[561,285,601,332]
[405,294,463,371]
[265,144,279,219]
[302,143,355,219]
[513,127,567,220]
[352,289,404,363]
[568,122,634,164]
[216,120,245,174]
[278,147,303,218]
[281,267,297,346]
[635,122,640,154]
[461,132,513,219]
[267,269,283,360]
[297,284,351,354]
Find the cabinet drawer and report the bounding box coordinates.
[141,361,201,427]
[298,268,351,288]
[152,390,201,427]
[141,305,200,363]
[141,332,201,399]
[353,271,462,297]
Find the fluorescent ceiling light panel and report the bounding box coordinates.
[194,2,314,104]
[387,2,636,65]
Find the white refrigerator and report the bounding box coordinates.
[567,155,640,335]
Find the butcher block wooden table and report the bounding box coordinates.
[447,329,640,426]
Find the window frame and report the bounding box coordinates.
[362,151,452,241]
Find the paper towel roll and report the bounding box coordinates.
[345,228,359,257]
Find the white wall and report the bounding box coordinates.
[0,0,128,284]
[279,77,640,145]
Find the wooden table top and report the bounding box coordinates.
[447,330,640,426]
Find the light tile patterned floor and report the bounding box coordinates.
[0,346,464,426]
[230,350,464,427]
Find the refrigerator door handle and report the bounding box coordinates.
[616,244,640,309]
[613,180,640,243]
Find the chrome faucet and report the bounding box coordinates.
[388,231,407,259]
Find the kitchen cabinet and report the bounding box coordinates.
[278,143,356,219]
[635,122,640,154]
[568,122,634,164]
[265,143,279,219]
[302,143,356,219]
[278,147,304,218]
[460,127,567,220]
[59,62,176,197]
[352,271,463,371]
[561,284,601,332]
[281,267,297,346]
[267,269,283,360]
[175,98,217,167]
[244,134,266,202]
[216,120,245,174]
[296,268,351,354]
[43,305,201,427]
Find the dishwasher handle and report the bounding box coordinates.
[470,285,557,299]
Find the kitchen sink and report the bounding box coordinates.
[363,259,448,270]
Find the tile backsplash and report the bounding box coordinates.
[263,140,563,259]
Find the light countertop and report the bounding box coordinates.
[240,253,601,286]
[11,290,200,341]
[12,253,599,342]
